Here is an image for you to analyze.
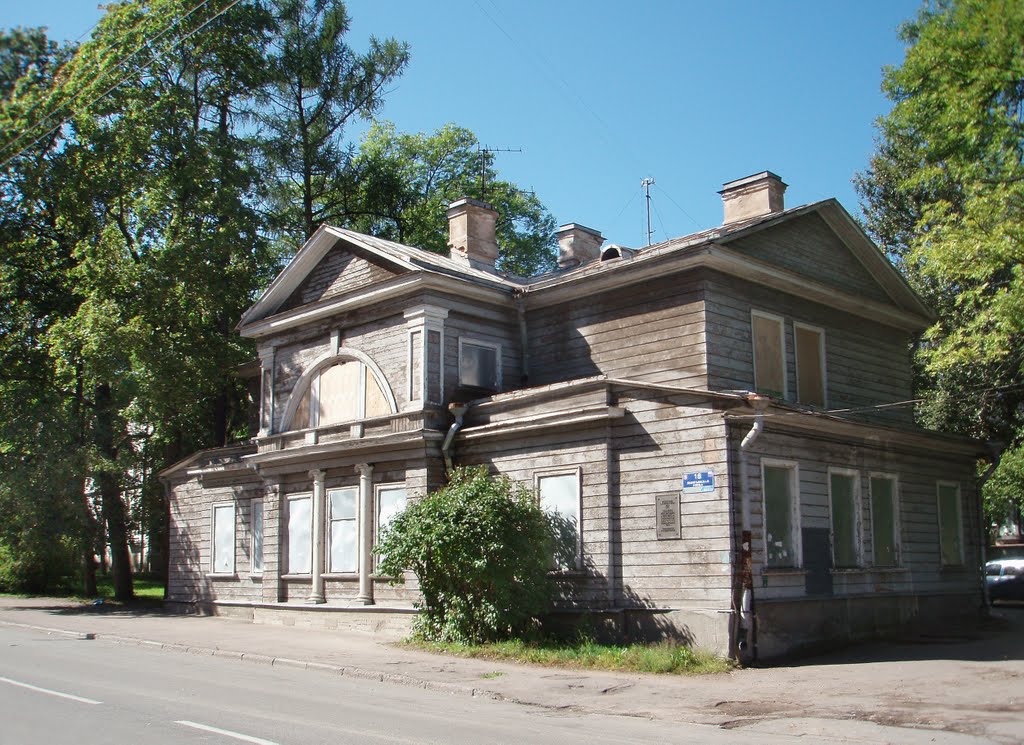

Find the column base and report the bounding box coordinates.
[305,595,326,605]
[354,594,375,606]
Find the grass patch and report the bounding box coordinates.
[93,574,165,601]
[403,638,733,675]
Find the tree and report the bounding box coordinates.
[855,0,1024,529]
[259,0,408,247]
[352,122,558,276]
[375,467,555,643]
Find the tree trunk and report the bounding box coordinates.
[95,382,133,601]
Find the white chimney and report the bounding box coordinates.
[556,223,604,268]
[447,198,499,270]
[719,171,787,225]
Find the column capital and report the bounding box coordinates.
[403,304,449,327]
[308,469,326,483]
[258,345,276,365]
[354,463,374,478]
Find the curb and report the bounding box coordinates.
[0,619,505,703]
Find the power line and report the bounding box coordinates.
[0,0,236,169]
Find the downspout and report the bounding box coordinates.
[977,443,1003,609]
[442,402,470,475]
[516,291,530,386]
[736,393,769,664]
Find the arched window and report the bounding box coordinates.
[289,359,391,431]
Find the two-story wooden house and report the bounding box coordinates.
[162,172,988,660]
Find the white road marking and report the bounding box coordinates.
[0,675,102,705]
[174,720,281,745]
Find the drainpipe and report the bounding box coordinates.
[516,292,530,386]
[978,443,1003,609]
[736,394,769,664]
[442,402,470,474]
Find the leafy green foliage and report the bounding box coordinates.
[376,467,555,643]
[856,0,1024,526]
[351,122,558,276]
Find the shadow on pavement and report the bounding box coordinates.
[777,606,1024,666]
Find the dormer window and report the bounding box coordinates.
[290,359,390,430]
[459,339,500,391]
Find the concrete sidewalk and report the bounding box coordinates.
[1,596,1021,744]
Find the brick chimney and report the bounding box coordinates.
[556,223,604,268]
[719,171,787,225]
[447,198,499,270]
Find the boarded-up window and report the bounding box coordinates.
[287,496,312,574]
[328,488,357,573]
[795,324,825,407]
[763,462,800,567]
[212,503,235,574]
[870,475,899,567]
[937,481,963,566]
[251,499,263,575]
[752,312,785,399]
[538,472,581,570]
[459,340,500,390]
[289,359,393,430]
[318,361,361,425]
[829,470,859,568]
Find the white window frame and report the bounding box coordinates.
[374,483,408,572]
[793,322,827,408]
[458,337,502,390]
[751,310,788,400]
[937,480,964,567]
[827,467,861,568]
[211,502,236,576]
[326,487,358,575]
[535,467,583,572]
[761,459,802,568]
[286,493,313,575]
[250,499,263,576]
[868,472,901,567]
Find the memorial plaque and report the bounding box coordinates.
[656,492,681,540]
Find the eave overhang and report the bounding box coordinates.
[723,404,988,460]
[240,271,515,340]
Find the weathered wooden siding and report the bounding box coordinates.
[441,305,522,400]
[279,244,400,312]
[610,391,733,610]
[730,424,982,604]
[167,468,264,604]
[704,272,915,425]
[525,275,708,388]
[727,213,892,304]
[267,300,411,432]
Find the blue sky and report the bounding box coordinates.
[4,1,921,248]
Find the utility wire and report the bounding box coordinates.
[0,0,233,169]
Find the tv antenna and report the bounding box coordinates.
[641,177,655,246]
[479,146,521,200]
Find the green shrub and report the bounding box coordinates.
[0,535,79,594]
[376,466,554,643]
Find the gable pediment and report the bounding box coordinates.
[277,243,404,313]
[726,212,891,304]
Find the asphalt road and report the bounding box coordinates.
[1,624,824,745]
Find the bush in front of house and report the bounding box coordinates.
[376,466,555,644]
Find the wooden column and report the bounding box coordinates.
[306,469,326,604]
[355,463,374,605]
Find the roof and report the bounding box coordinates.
[238,198,934,336]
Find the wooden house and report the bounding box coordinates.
[162,172,988,660]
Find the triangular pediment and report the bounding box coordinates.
[716,201,932,322]
[277,243,403,313]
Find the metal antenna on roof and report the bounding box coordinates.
[479,145,522,201]
[642,177,656,246]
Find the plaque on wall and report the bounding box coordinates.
[656,492,681,540]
